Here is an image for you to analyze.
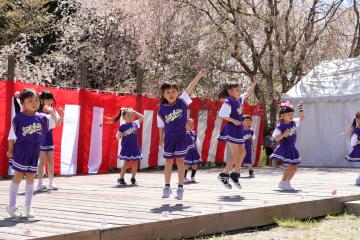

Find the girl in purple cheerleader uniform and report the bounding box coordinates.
[345,111,360,185]
[6,89,59,219]
[37,91,64,192]
[184,118,202,183]
[157,69,207,200]
[113,108,144,185]
[217,75,259,189]
[242,115,256,178]
[270,101,305,191]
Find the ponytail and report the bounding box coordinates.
[217,88,229,99]
[218,83,240,99]
[112,109,122,123]
[112,108,134,123]
[344,111,360,137]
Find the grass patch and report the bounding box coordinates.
[258,147,267,166]
[273,217,321,229]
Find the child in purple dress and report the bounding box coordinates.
[113,108,144,185]
[158,69,207,200]
[184,118,202,183]
[270,101,305,191]
[345,111,360,185]
[37,91,64,192]
[242,115,256,178]
[217,75,259,189]
[6,89,59,219]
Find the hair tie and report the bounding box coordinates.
[280,101,293,108]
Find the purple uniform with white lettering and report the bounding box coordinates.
[218,97,245,144]
[40,112,54,151]
[10,112,50,173]
[270,121,300,165]
[184,131,201,165]
[346,127,360,162]
[118,121,142,161]
[158,95,191,159]
[243,129,255,165]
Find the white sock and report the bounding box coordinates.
[48,178,53,187]
[25,184,34,208]
[38,178,43,187]
[9,182,19,208]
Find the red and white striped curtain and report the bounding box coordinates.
[0,80,264,177]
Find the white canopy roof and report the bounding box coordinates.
[283,58,360,102]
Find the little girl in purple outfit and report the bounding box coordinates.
[157,69,207,200]
[7,89,59,219]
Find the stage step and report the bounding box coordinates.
[345,200,360,215]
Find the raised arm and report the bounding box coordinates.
[184,69,207,95]
[134,110,144,124]
[44,105,60,126]
[56,108,64,125]
[243,75,259,99]
[298,102,305,122]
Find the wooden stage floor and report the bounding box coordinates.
[0,167,360,240]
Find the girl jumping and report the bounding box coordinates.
[217,75,259,189]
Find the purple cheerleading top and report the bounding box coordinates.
[270,120,301,165]
[222,96,244,121]
[117,120,142,161]
[157,92,192,136]
[10,112,54,144]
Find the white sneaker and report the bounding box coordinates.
[162,187,172,198]
[6,205,23,219]
[23,206,35,218]
[36,184,47,192]
[184,178,190,184]
[286,181,295,191]
[278,181,294,191]
[175,188,184,200]
[48,184,58,190]
[356,177,360,186]
[278,181,288,190]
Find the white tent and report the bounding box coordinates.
[282,58,360,167]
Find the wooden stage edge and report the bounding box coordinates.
[36,194,360,240]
